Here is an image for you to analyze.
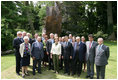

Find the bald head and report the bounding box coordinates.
[98,38,103,45]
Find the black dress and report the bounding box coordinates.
[43,41,48,62]
[21,44,30,66]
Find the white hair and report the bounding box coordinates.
[37,36,41,40]
[42,33,46,35]
[69,34,72,36]
[26,33,31,36]
[81,36,85,39]
[23,36,29,41]
[76,36,80,40]
[22,31,26,34]
[50,33,54,36]
[17,31,22,35]
[98,38,103,41]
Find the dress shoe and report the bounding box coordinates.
[68,73,70,75]
[64,72,67,74]
[72,73,75,76]
[33,73,35,75]
[86,75,90,78]
[90,76,93,79]
[78,74,81,77]
[38,72,42,74]
[25,73,30,76]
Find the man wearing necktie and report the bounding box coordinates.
[59,37,65,70]
[13,31,24,75]
[32,33,39,43]
[46,33,54,70]
[86,34,98,79]
[68,34,73,43]
[95,38,109,79]
[62,36,73,75]
[31,37,44,75]
[72,37,86,77]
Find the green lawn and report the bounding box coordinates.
[1,41,117,79]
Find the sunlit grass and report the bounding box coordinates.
[1,41,117,79]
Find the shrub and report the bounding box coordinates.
[94,31,108,40]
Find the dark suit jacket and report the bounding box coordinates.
[29,38,33,45]
[59,42,65,56]
[46,39,54,54]
[62,42,73,60]
[31,42,44,60]
[73,42,86,62]
[32,38,37,43]
[13,37,24,57]
[95,45,109,66]
[86,41,98,63]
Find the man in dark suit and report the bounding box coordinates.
[68,34,73,43]
[42,32,46,41]
[86,34,98,79]
[59,37,65,70]
[62,36,73,75]
[95,38,109,79]
[32,33,39,43]
[27,33,33,45]
[31,36,44,75]
[13,31,24,75]
[22,31,26,38]
[46,33,54,70]
[72,37,86,76]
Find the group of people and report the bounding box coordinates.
[13,31,110,79]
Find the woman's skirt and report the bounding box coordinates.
[21,55,30,66]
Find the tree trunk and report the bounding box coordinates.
[107,1,115,40]
[45,1,62,37]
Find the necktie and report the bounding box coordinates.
[98,45,101,51]
[76,42,79,50]
[20,38,22,42]
[89,42,92,49]
[66,42,68,46]
[39,42,41,49]
[51,39,54,44]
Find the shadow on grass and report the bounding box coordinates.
[22,65,97,79]
[22,65,57,79]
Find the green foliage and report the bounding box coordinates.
[1,1,117,51]
[1,18,15,51]
[94,31,108,40]
[61,1,117,38]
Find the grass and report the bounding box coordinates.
[1,41,117,79]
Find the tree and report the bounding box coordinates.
[24,1,35,36]
[107,1,116,40]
